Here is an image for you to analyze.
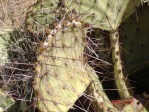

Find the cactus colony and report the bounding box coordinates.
[0,0,149,111]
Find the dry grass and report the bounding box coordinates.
[0,0,37,29]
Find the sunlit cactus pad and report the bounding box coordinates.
[0,89,15,112]
[34,20,92,111]
[65,0,141,30]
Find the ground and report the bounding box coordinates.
[0,0,36,29]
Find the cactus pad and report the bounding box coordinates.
[26,0,59,34]
[0,89,15,112]
[0,29,12,65]
[65,0,141,31]
[120,5,149,74]
[34,20,92,111]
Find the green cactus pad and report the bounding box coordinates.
[110,31,132,99]
[87,66,117,111]
[120,5,149,74]
[26,0,59,34]
[0,89,15,112]
[0,29,12,65]
[65,0,141,31]
[34,20,91,112]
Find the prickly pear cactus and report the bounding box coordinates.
[65,0,141,31]
[0,30,15,111]
[110,31,132,99]
[34,20,92,112]
[0,29,12,65]
[120,5,149,74]
[26,0,59,34]
[87,68,117,112]
[64,0,142,100]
